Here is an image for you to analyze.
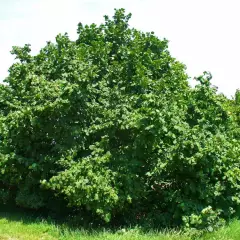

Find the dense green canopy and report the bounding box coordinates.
[0,9,240,229]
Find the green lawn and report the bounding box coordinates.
[1,210,240,240]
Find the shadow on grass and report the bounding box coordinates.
[0,204,54,227]
[0,203,181,236]
[0,203,137,235]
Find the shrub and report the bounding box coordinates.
[0,9,240,229]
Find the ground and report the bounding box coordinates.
[1,210,240,240]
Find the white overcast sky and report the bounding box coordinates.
[0,0,239,98]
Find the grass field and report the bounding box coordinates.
[1,210,240,240]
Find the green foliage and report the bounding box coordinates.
[0,8,240,230]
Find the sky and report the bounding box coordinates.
[0,0,239,98]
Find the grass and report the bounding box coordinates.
[1,209,240,240]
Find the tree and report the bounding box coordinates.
[0,9,240,229]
